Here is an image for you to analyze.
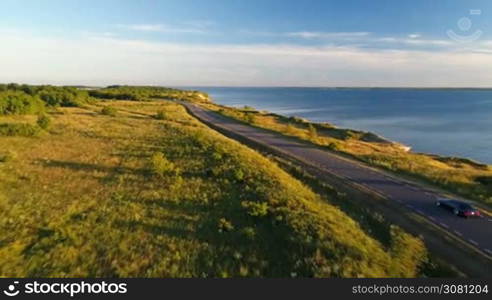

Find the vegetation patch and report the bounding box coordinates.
[0,91,45,115]
[0,99,426,277]
[36,114,52,130]
[0,150,17,163]
[155,110,167,120]
[89,86,210,103]
[101,106,117,117]
[150,152,178,177]
[0,83,93,112]
[0,123,41,137]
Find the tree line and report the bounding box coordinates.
[0,84,93,115]
[89,85,211,103]
[1,84,210,116]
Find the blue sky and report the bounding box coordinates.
[0,0,491,86]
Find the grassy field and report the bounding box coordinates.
[0,99,427,277]
[203,103,492,207]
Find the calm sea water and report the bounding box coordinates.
[190,87,492,164]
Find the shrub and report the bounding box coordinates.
[241,227,257,240]
[217,218,234,232]
[327,142,340,151]
[289,116,306,124]
[308,124,317,139]
[155,110,167,120]
[0,91,45,115]
[0,85,92,112]
[101,106,117,116]
[233,169,245,181]
[0,150,17,162]
[150,152,176,177]
[241,201,269,217]
[0,123,40,137]
[245,113,256,124]
[36,114,52,130]
[211,151,223,161]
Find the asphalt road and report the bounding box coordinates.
[182,102,492,257]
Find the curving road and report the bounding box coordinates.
[182,102,492,258]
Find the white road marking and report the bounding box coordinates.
[484,249,492,256]
[428,216,436,222]
[416,209,424,215]
[439,222,449,229]
[453,230,463,237]
[468,239,479,246]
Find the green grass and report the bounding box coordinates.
[154,110,167,120]
[101,106,117,117]
[0,122,41,137]
[36,114,52,130]
[205,103,492,207]
[0,100,426,277]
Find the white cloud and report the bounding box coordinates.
[0,30,491,87]
[378,36,453,47]
[286,31,371,39]
[253,31,453,48]
[116,23,208,34]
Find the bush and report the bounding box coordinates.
[0,91,45,115]
[0,150,17,162]
[241,227,256,240]
[0,123,40,137]
[0,84,92,110]
[217,218,234,232]
[155,110,167,120]
[308,124,317,139]
[150,152,176,177]
[233,169,245,181]
[36,114,52,130]
[327,142,340,151]
[245,113,256,124]
[101,106,117,117]
[241,201,269,217]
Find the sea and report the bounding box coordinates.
[187,87,492,164]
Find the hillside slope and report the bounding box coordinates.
[0,98,425,277]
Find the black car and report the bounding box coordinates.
[436,199,481,218]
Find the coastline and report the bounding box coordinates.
[198,98,492,207]
[196,87,492,165]
[204,99,490,168]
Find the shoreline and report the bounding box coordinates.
[200,96,492,208]
[213,101,490,168]
[206,99,490,166]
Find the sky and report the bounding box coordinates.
[0,0,491,87]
